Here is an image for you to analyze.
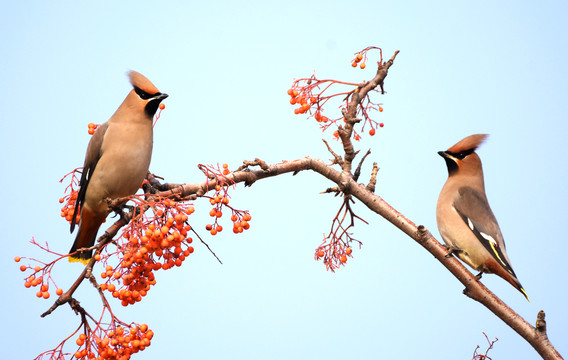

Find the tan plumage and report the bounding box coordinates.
[69,71,168,264]
[436,134,528,300]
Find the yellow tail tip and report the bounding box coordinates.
[521,288,530,302]
[69,256,90,265]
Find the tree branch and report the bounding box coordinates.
[154,157,561,360]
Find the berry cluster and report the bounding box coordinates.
[287,47,387,141]
[60,190,80,225]
[351,53,366,69]
[315,240,354,271]
[314,200,364,271]
[73,323,154,360]
[59,169,83,225]
[17,256,63,300]
[88,123,100,135]
[100,199,195,306]
[287,88,318,116]
[205,184,252,235]
[199,163,253,236]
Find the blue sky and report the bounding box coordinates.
[1,1,567,359]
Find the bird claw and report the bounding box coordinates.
[444,246,462,258]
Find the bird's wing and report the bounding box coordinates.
[70,122,109,233]
[453,186,517,277]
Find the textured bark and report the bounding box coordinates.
[153,157,562,360]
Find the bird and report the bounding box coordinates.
[436,134,528,300]
[69,71,168,264]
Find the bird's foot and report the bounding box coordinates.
[444,246,462,258]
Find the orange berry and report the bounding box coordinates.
[210,229,217,235]
[321,116,328,123]
[378,106,383,112]
[360,63,366,69]
[379,123,384,128]
[243,214,251,221]
[369,128,376,136]
[289,97,297,105]
[215,211,222,218]
[340,255,347,263]
[292,90,299,97]
[287,89,294,96]
[351,61,357,67]
[56,288,63,295]
[94,254,101,261]
[88,129,95,135]
[42,292,50,299]
[317,250,324,258]
[24,281,31,288]
[159,103,165,110]
[333,130,339,138]
[14,256,21,262]
[354,134,360,141]
[356,53,363,61]
[34,266,41,272]
[19,265,26,272]
[36,291,42,298]
[345,247,352,255]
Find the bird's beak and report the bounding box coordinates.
[438,150,460,167]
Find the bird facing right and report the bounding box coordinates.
[436,134,528,300]
[69,71,168,264]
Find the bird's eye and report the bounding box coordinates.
[455,149,474,160]
[134,87,151,100]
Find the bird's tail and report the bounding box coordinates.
[510,276,530,302]
[499,268,530,302]
[69,206,105,265]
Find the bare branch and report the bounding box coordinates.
[156,156,561,359]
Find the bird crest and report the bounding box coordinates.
[447,134,488,154]
[127,70,160,94]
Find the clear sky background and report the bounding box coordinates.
[1,1,567,359]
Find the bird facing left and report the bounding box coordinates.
[436,134,528,301]
[68,71,168,264]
